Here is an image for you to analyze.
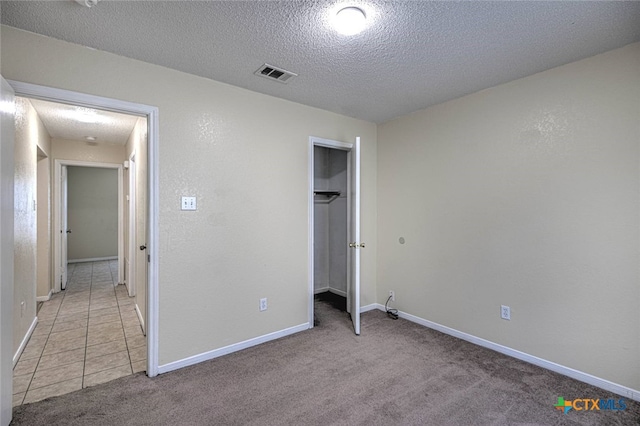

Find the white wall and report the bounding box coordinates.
[0,26,377,366]
[52,138,125,164]
[377,42,640,390]
[327,150,347,295]
[12,98,40,353]
[66,166,118,261]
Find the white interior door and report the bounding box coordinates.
[60,165,68,290]
[348,137,361,335]
[0,76,16,426]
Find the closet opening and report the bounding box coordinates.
[312,145,349,328]
[309,136,361,335]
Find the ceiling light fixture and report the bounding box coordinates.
[334,6,367,36]
[75,0,100,8]
[62,107,101,124]
[85,136,97,142]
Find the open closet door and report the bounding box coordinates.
[348,137,361,335]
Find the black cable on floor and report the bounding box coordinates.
[385,295,398,320]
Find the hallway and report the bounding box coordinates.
[12,260,145,406]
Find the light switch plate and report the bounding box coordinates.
[181,196,197,211]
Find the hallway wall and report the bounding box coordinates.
[66,166,118,261]
[13,98,50,354]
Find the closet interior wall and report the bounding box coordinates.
[313,146,348,297]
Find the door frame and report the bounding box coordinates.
[54,160,124,291]
[1,76,16,426]
[8,80,160,377]
[308,136,359,332]
[60,164,68,290]
[127,151,137,297]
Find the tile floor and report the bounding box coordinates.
[12,260,146,406]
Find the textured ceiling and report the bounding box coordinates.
[28,99,139,145]
[3,1,640,123]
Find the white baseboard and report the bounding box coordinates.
[36,290,53,302]
[157,322,309,375]
[13,317,38,367]
[135,304,145,336]
[68,256,117,264]
[328,288,346,297]
[360,303,381,313]
[370,305,640,402]
[314,287,347,297]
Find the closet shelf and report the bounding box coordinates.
[314,190,341,197]
[314,189,341,204]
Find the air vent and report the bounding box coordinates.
[255,64,297,84]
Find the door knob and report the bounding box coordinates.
[140,245,147,251]
[66,229,72,234]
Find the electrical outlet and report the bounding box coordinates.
[501,305,511,320]
[259,298,267,312]
[389,290,395,302]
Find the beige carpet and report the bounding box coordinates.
[11,297,640,425]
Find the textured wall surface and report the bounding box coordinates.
[51,138,125,164]
[2,1,639,123]
[66,166,118,260]
[12,98,39,352]
[377,42,640,389]
[0,26,377,366]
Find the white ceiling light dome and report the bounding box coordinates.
[75,0,100,7]
[333,6,367,35]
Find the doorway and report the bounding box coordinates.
[308,136,361,335]
[2,80,159,416]
[12,98,146,404]
[55,162,124,293]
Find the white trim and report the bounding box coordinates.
[36,290,53,302]
[135,304,145,336]
[307,140,314,329]
[360,303,381,313]
[12,317,37,367]
[147,101,160,378]
[1,76,15,426]
[329,288,346,297]
[372,305,640,402]
[9,80,160,378]
[68,256,118,264]
[158,323,309,374]
[314,287,348,297]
